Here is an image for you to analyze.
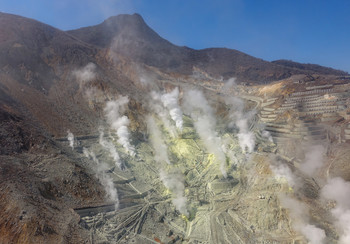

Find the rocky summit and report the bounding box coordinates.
[0,12,350,244]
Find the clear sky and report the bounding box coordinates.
[1,0,349,72]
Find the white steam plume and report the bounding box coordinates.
[321,177,350,243]
[281,196,326,244]
[150,91,177,137]
[83,147,99,164]
[299,145,325,177]
[223,77,236,91]
[67,130,75,150]
[183,89,227,177]
[104,96,135,157]
[146,116,170,165]
[270,162,296,188]
[222,137,239,166]
[72,63,105,105]
[160,170,189,216]
[83,147,119,207]
[139,74,153,88]
[160,88,183,131]
[225,96,255,154]
[99,128,124,170]
[269,156,326,243]
[73,63,96,86]
[262,130,273,142]
[146,115,188,215]
[237,118,255,154]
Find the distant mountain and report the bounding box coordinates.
[0,11,348,140]
[272,59,348,76]
[68,14,348,82]
[1,11,348,140]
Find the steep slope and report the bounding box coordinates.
[272,59,348,76]
[68,14,347,83]
[0,12,97,88]
[0,13,108,243]
[0,12,145,138]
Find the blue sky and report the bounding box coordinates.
[1,0,349,72]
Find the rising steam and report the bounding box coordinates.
[270,161,296,188]
[99,128,124,170]
[280,196,326,244]
[160,169,189,216]
[104,96,135,157]
[183,89,227,177]
[146,115,188,215]
[160,88,183,131]
[150,91,177,137]
[223,77,237,90]
[225,96,255,154]
[73,63,97,87]
[146,116,170,165]
[269,154,326,243]
[299,145,325,176]
[321,177,350,244]
[67,130,75,150]
[83,147,119,207]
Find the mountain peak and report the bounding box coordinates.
[104,13,144,24]
[102,13,147,32]
[68,13,348,81]
[67,13,162,49]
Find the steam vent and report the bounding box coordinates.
[1,12,350,244]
